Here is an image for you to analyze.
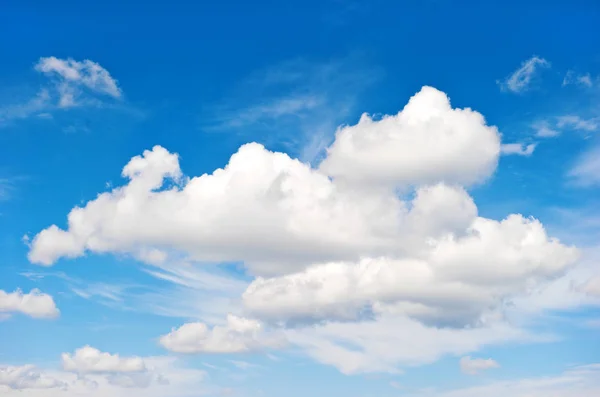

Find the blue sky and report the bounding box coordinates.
[1,0,600,396]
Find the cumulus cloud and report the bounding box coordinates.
[498,56,550,93]
[160,314,284,354]
[62,346,146,374]
[320,86,501,188]
[26,85,592,374]
[459,356,500,375]
[27,87,501,275]
[35,57,121,107]
[0,289,59,319]
[0,365,66,390]
[243,215,578,328]
[500,143,536,156]
[0,357,208,396]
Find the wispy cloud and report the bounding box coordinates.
[532,115,598,138]
[557,115,599,132]
[0,56,123,126]
[568,144,600,187]
[34,56,122,108]
[204,55,381,163]
[501,142,537,156]
[498,56,550,93]
[563,70,594,88]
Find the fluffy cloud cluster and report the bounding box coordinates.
[0,289,59,319]
[0,354,207,396]
[244,214,578,327]
[60,346,168,389]
[26,86,588,374]
[160,314,284,354]
[320,86,500,187]
[62,346,146,374]
[0,365,65,390]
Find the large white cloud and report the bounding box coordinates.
[320,86,501,188]
[27,145,480,276]
[25,85,593,375]
[0,289,59,319]
[243,214,578,327]
[159,314,284,354]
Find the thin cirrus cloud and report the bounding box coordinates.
[459,356,500,375]
[34,56,122,108]
[23,85,597,375]
[562,70,594,87]
[533,115,598,139]
[568,145,600,187]
[498,56,550,93]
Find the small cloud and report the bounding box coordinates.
[35,56,121,107]
[390,381,402,389]
[501,142,537,156]
[563,70,594,87]
[557,115,598,132]
[1,57,123,126]
[568,145,600,187]
[532,120,560,138]
[460,356,500,375]
[498,56,550,93]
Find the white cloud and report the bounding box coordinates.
[286,316,533,375]
[459,356,500,375]
[1,57,123,125]
[243,214,578,328]
[416,364,600,397]
[0,289,59,319]
[0,357,210,396]
[320,86,501,188]
[533,120,560,138]
[0,365,66,390]
[26,85,595,375]
[563,70,594,87]
[159,314,284,354]
[35,57,121,107]
[557,115,598,132]
[499,56,550,93]
[500,143,536,156]
[62,346,146,374]
[568,145,600,187]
